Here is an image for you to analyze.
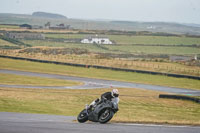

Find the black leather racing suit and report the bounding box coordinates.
[88,92,119,109]
[101,92,114,101]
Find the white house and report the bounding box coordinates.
[81,36,113,44]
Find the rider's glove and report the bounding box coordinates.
[116,108,119,111]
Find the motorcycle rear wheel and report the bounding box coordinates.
[99,109,114,124]
[77,109,88,123]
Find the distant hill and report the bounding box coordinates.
[182,23,200,28]
[0,13,200,35]
[32,12,67,19]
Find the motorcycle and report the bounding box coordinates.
[77,98,118,124]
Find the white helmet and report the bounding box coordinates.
[112,89,119,97]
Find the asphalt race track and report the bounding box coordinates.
[0,69,200,132]
[0,112,199,133]
[0,69,200,96]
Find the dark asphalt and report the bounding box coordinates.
[0,69,200,96]
[0,112,199,133]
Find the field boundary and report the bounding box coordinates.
[0,55,199,80]
[159,94,200,104]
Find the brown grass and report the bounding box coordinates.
[0,49,199,76]
[0,87,199,125]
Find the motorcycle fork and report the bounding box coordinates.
[85,105,89,115]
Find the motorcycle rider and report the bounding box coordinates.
[87,89,119,110]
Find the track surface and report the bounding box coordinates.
[0,69,200,96]
[1,70,200,132]
[0,112,199,133]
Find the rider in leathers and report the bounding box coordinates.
[87,89,119,109]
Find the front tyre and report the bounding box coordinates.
[77,109,88,123]
[99,109,114,124]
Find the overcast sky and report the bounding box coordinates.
[1,0,200,24]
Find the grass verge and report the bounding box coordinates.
[1,49,199,76]
[0,73,81,86]
[0,87,199,125]
[0,57,200,90]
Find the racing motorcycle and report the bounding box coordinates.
[77,98,118,124]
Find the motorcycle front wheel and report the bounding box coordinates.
[77,109,88,123]
[99,109,114,124]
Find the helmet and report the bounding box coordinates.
[112,89,119,97]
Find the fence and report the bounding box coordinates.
[0,55,199,80]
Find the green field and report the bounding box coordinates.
[1,29,200,79]
[0,57,199,90]
[45,34,85,39]
[45,33,200,45]
[105,45,200,55]
[23,33,200,55]
[22,40,109,53]
[22,39,200,55]
[0,24,19,29]
[108,35,200,45]
[0,39,17,46]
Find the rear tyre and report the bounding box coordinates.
[77,109,88,123]
[99,109,114,124]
